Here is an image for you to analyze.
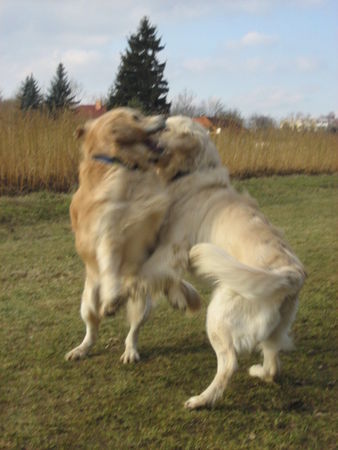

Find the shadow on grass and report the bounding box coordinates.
[139,339,211,362]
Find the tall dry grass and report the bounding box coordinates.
[213,128,338,178]
[0,109,337,194]
[0,109,81,194]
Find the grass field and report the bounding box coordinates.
[0,109,337,194]
[0,175,337,449]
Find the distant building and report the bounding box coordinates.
[75,100,106,118]
[280,114,336,132]
[192,116,221,134]
[193,116,214,130]
[315,116,329,130]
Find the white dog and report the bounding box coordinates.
[132,116,306,409]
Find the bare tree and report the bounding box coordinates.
[199,97,225,118]
[248,114,276,130]
[216,109,244,129]
[170,89,199,117]
[70,79,84,104]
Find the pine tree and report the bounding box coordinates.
[45,63,78,112]
[18,74,43,111]
[107,17,170,114]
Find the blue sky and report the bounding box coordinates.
[0,0,337,119]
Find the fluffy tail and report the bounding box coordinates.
[189,243,305,301]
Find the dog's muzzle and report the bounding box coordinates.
[144,115,166,135]
[144,117,166,156]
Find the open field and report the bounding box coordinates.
[0,109,337,194]
[0,175,337,449]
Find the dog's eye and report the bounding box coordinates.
[133,114,141,122]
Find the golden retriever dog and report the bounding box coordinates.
[94,116,231,363]
[113,116,231,362]
[125,115,306,409]
[67,113,305,410]
[66,107,168,361]
[66,108,201,362]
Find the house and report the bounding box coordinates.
[280,114,337,132]
[75,100,107,119]
[192,116,221,134]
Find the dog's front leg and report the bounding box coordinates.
[120,292,152,363]
[96,234,125,317]
[65,276,101,361]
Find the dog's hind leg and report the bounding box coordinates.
[120,292,152,364]
[185,288,238,409]
[65,275,101,361]
[249,342,281,382]
[249,295,298,381]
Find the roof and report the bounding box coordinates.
[192,116,215,130]
[75,102,107,119]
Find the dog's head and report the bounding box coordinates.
[77,107,166,170]
[155,116,222,180]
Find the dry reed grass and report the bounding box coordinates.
[0,109,81,194]
[0,109,337,194]
[214,128,338,178]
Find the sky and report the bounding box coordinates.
[0,0,337,119]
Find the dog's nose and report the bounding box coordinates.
[145,115,166,134]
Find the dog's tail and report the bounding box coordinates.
[189,243,305,301]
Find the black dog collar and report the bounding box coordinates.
[170,170,190,181]
[92,154,138,170]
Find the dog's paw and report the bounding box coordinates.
[249,364,274,382]
[184,394,209,410]
[120,348,140,364]
[166,281,202,313]
[65,345,88,361]
[100,294,126,318]
[100,302,119,317]
[249,364,264,377]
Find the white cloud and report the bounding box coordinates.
[242,31,276,46]
[182,57,233,73]
[227,31,277,48]
[16,49,101,82]
[150,0,274,20]
[295,56,320,72]
[61,50,100,67]
[263,88,303,108]
[182,55,278,75]
[231,87,305,117]
[291,0,326,6]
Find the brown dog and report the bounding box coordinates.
[66,108,201,362]
[66,107,170,360]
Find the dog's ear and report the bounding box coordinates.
[75,126,86,139]
[75,120,93,140]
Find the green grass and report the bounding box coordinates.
[0,175,337,449]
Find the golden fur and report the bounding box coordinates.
[67,113,305,411]
[135,116,306,409]
[66,109,203,362]
[66,107,171,360]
